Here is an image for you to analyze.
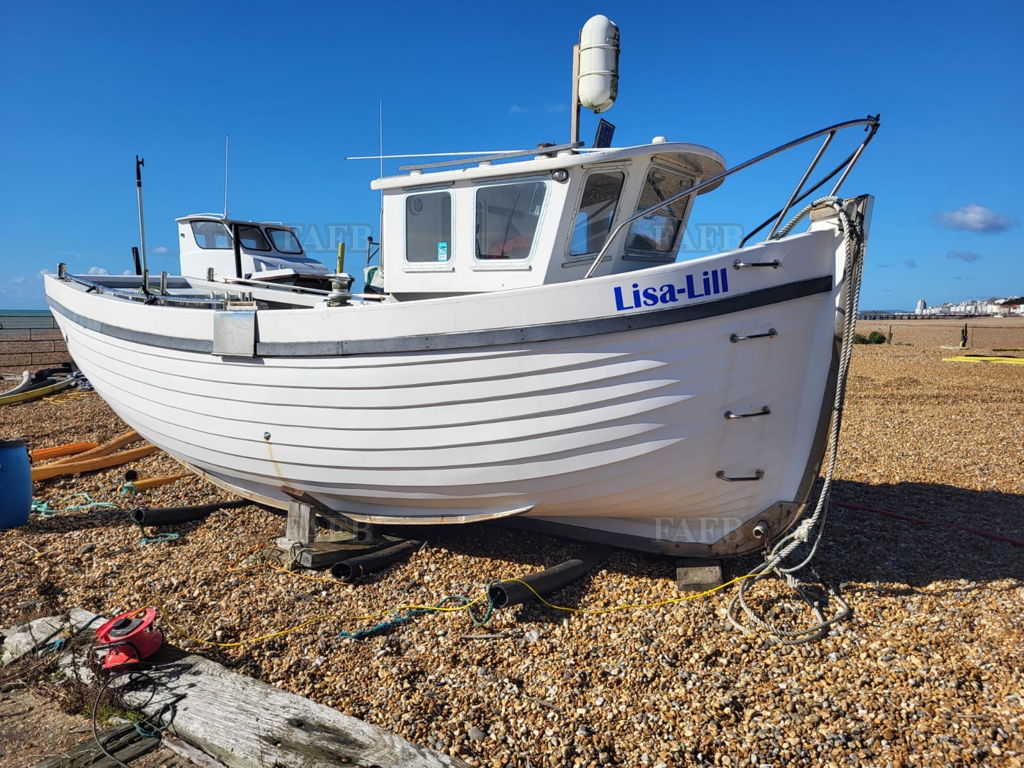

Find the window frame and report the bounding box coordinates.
[404,190,454,264]
[189,220,233,250]
[473,178,549,263]
[265,227,304,255]
[564,167,628,261]
[235,223,272,252]
[623,162,698,262]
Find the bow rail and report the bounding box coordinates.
[583,115,880,279]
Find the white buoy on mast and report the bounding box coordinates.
[570,14,620,144]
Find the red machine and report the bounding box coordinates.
[95,608,163,669]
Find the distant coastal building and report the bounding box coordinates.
[859,296,1023,320]
[917,297,1024,317]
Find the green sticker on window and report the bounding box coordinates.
[437,241,449,261]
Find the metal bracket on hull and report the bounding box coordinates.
[715,470,765,482]
[723,406,771,420]
[213,308,256,357]
[729,329,777,343]
[732,259,780,269]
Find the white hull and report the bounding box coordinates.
[45,217,859,555]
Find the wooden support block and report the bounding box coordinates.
[675,560,723,592]
[285,500,317,545]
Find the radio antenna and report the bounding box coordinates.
[378,101,384,197]
[223,135,230,218]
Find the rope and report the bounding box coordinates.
[138,532,181,546]
[144,569,765,650]
[32,493,118,518]
[726,196,866,645]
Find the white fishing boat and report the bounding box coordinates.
[43,16,878,557]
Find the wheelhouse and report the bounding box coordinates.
[176,215,329,283]
[373,141,726,300]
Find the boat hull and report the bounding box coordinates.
[45,217,859,556]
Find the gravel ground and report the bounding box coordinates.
[1,319,1022,768]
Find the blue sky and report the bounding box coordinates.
[1,0,1021,310]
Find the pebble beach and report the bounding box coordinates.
[1,318,1022,768]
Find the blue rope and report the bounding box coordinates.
[138,532,180,546]
[337,590,498,640]
[32,494,117,518]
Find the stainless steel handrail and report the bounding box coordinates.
[582,116,880,279]
[58,268,229,308]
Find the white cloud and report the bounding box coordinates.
[38,268,54,278]
[87,266,111,275]
[151,245,169,254]
[938,204,1015,233]
[508,104,529,115]
[11,276,25,284]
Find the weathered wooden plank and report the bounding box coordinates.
[29,724,159,768]
[115,646,470,768]
[285,501,317,544]
[162,734,229,768]
[8,611,469,768]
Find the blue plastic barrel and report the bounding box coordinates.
[0,438,31,529]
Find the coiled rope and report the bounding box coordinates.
[726,196,866,645]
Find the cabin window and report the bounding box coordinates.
[237,224,271,251]
[626,166,694,254]
[266,227,303,254]
[475,181,546,260]
[406,192,452,262]
[569,171,625,256]
[190,221,232,250]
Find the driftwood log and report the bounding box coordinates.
[2,611,469,768]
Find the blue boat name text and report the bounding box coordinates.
[613,267,730,312]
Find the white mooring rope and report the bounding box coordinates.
[726,196,866,645]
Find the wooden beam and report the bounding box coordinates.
[30,724,159,768]
[6,611,470,768]
[49,430,142,465]
[31,445,160,482]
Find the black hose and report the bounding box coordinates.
[331,540,422,582]
[129,499,248,527]
[488,545,612,609]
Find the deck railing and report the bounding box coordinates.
[582,116,880,279]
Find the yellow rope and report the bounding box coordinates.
[48,390,95,404]
[147,569,766,650]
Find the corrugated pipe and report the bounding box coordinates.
[488,544,612,609]
[331,540,423,582]
[129,499,248,527]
